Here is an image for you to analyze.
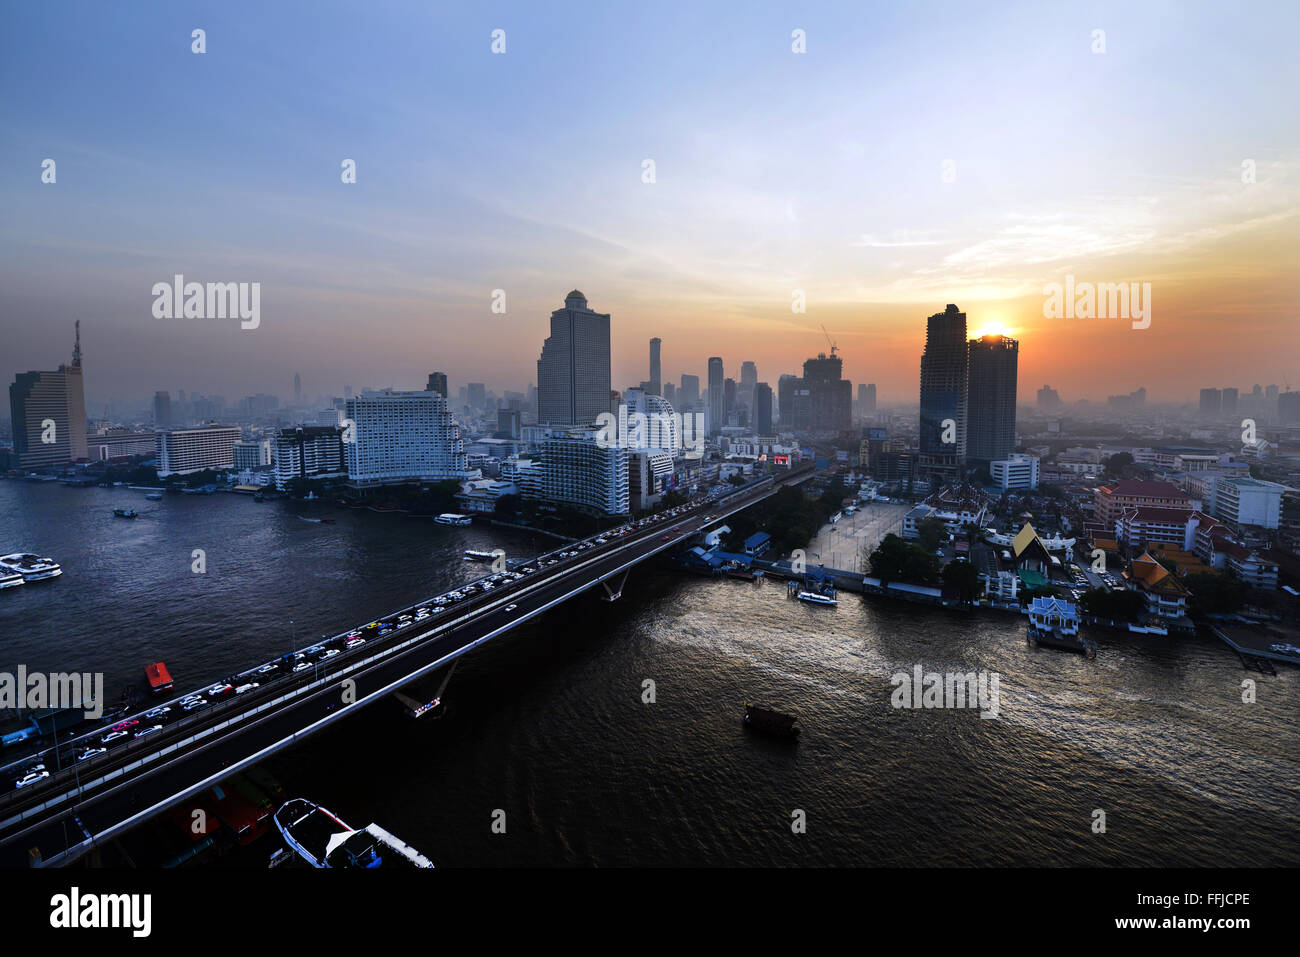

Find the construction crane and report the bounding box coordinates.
[820,323,838,358]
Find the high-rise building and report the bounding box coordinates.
[539,432,629,515]
[919,304,968,479]
[1278,391,1300,424]
[679,374,700,408]
[707,357,724,435]
[1199,388,1222,414]
[426,372,448,398]
[233,439,272,469]
[966,334,1019,464]
[153,391,172,429]
[1037,384,1062,410]
[344,390,476,486]
[155,426,241,476]
[789,353,851,434]
[778,374,799,427]
[1222,387,1239,414]
[467,383,487,408]
[724,378,737,424]
[740,360,757,411]
[754,382,773,435]
[537,290,612,427]
[857,383,877,416]
[496,408,522,439]
[8,324,88,469]
[274,427,345,489]
[663,382,676,405]
[649,338,662,396]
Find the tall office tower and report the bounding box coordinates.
[537,290,612,427]
[778,374,799,426]
[679,374,700,407]
[426,372,448,398]
[649,338,662,396]
[467,383,487,408]
[8,324,88,469]
[740,360,757,411]
[1132,386,1147,407]
[1279,391,1300,424]
[1199,388,1221,414]
[966,334,1019,464]
[344,389,475,486]
[496,408,522,439]
[754,382,773,435]
[1037,384,1063,410]
[152,391,172,429]
[793,353,852,433]
[663,382,676,405]
[724,378,737,423]
[1266,384,1279,402]
[294,373,301,403]
[707,357,724,435]
[1221,387,1239,414]
[864,383,877,414]
[918,304,968,480]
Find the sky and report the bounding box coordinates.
[1,0,1297,410]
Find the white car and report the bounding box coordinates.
[180,698,207,711]
[15,770,49,789]
[505,603,518,612]
[100,730,129,744]
[144,706,171,720]
[293,662,312,673]
[76,748,106,762]
[133,724,163,738]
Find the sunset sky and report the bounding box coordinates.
[2,0,1297,409]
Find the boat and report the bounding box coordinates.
[796,590,838,605]
[145,492,163,501]
[145,661,174,693]
[463,549,497,562]
[1026,596,1097,657]
[743,702,800,738]
[298,516,323,524]
[0,568,24,590]
[435,513,473,526]
[113,507,138,518]
[274,798,433,868]
[0,553,62,581]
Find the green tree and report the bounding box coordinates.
[941,560,982,603]
[916,516,947,552]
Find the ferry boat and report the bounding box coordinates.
[0,553,62,581]
[463,549,498,562]
[274,798,433,868]
[145,661,174,693]
[796,589,838,605]
[145,492,163,500]
[113,507,138,518]
[743,702,800,738]
[436,513,472,526]
[1026,596,1097,657]
[0,568,24,590]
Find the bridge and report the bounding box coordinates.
[0,468,811,867]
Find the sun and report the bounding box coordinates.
[971,320,1016,339]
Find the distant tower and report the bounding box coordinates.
[536,290,612,427]
[919,304,968,481]
[707,357,724,435]
[72,320,82,368]
[649,338,662,396]
[427,371,448,398]
[966,335,1019,464]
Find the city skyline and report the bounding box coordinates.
[3,2,1298,406]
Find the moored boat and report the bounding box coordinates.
[0,553,62,581]
[743,702,800,738]
[113,507,138,518]
[274,798,434,868]
[145,661,174,693]
[435,513,473,526]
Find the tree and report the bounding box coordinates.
[869,534,941,586]
[1102,452,1134,479]
[1184,573,1249,614]
[941,560,982,603]
[916,516,947,552]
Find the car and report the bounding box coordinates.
[505,603,518,611]
[100,730,129,744]
[233,683,259,694]
[133,724,163,738]
[144,706,172,720]
[76,747,106,762]
[254,663,278,675]
[180,698,207,711]
[663,535,672,541]
[205,683,233,697]
[292,662,312,673]
[15,770,49,789]
[110,719,139,733]
[318,649,340,660]
[346,637,366,648]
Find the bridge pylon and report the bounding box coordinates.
[600,570,629,602]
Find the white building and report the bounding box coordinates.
[344,390,477,487]
[539,431,629,515]
[1213,477,1286,530]
[629,449,675,511]
[990,453,1040,490]
[155,427,241,476]
[233,439,272,469]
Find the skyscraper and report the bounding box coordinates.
[426,371,448,398]
[344,389,476,486]
[707,357,724,435]
[537,290,612,428]
[294,372,301,404]
[857,382,877,416]
[1037,384,1062,410]
[1199,388,1222,414]
[754,382,773,435]
[649,338,662,396]
[8,323,88,469]
[152,391,172,429]
[919,304,968,480]
[740,360,757,411]
[679,374,700,407]
[966,334,1019,464]
[789,353,852,434]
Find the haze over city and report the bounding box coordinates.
[2,0,1297,406]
